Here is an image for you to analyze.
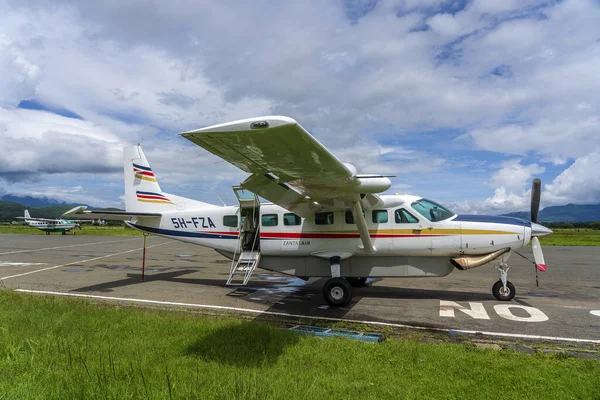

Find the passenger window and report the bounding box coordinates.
[315,212,334,225]
[261,214,278,227]
[345,210,355,224]
[372,210,388,223]
[283,213,302,226]
[223,215,238,228]
[395,208,419,224]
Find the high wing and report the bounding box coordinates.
[181,116,393,253]
[180,116,392,214]
[62,206,161,221]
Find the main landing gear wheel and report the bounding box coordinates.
[492,280,515,301]
[61,231,66,235]
[346,277,367,288]
[323,278,352,307]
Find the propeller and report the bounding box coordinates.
[530,178,547,272]
[530,178,541,224]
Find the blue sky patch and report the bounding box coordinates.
[18,100,83,120]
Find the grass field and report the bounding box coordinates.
[0,292,599,399]
[0,225,143,236]
[538,228,600,246]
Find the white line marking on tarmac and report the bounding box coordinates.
[0,241,170,281]
[591,311,600,317]
[13,289,600,345]
[0,237,141,256]
[0,262,47,267]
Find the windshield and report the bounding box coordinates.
[411,198,454,222]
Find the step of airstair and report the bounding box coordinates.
[226,251,261,286]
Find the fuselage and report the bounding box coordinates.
[129,194,534,259]
[26,219,78,233]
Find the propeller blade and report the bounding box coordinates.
[531,236,546,272]
[530,178,541,224]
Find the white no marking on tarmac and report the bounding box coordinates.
[0,237,141,256]
[0,241,170,281]
[14,289,600,345]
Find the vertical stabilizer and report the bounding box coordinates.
[124,145,176,213]
[24,210,31,219]
[123,145,218,212]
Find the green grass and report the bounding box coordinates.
[539,228,600,246]
[0,292,599,399]
[0,225,143,236]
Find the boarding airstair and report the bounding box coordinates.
[227,251,261,285]
[226,187,261,286]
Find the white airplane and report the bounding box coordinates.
[16,210,80,235]
[64,116,552,306]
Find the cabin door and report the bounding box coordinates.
[233,186,260,252]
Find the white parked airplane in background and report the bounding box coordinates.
[16,210,80,235]
[65,116,552,306]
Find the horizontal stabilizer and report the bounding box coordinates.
[62,206,161,221]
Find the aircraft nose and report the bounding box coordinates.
[531,222,552,237]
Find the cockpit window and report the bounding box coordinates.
[411,199,454,222]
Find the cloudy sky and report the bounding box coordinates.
[1,0,599,213]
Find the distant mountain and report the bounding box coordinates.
[0,194,90,208]
[503,204,600,222]
[0,195,114,222]
[0,200,78,221]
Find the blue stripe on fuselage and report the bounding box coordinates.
[452,214,531,227]
[128,224,238,239]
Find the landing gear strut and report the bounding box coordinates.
[492,263,515,301]
[322,256,353,307]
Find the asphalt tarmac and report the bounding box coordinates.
[1,234,599,345]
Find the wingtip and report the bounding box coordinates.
[62,205,88,217]
[179,116,297,136]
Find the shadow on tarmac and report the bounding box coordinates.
[71,270,492,322]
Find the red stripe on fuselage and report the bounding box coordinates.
[258,232,444,239]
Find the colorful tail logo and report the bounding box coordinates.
[136,191,174,204]
[133,163,157,182]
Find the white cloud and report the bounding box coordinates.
[0,34,39,108]
[489,159,545,194]
[427,13,463,37]
[0,108,124,182]
[545,152,600,205]
[0,0,599,209]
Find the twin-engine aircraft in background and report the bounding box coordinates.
[64,116,552,307]
[16,210,80,235]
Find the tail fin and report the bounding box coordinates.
[24,210,31,219]
[124,145,217,212]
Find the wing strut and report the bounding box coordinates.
[351,197,376,254]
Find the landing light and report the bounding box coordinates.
[250,121,269,129]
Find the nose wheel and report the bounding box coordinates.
[493,264,515,301]
[492,280,515,301]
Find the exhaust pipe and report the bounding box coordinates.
[450,248,511,271]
